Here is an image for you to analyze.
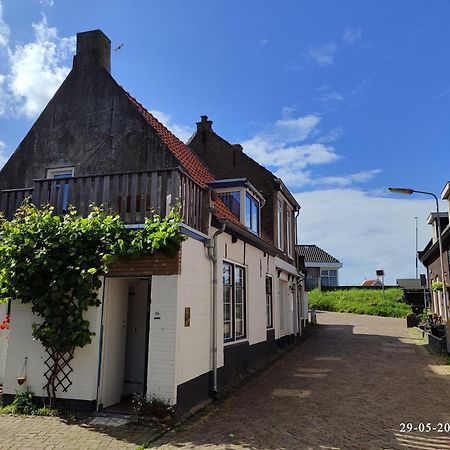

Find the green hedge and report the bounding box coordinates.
[308,288,410,318]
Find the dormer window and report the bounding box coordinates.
[210,178,265,236]
[245,192,260,234]
[219,191,241,219]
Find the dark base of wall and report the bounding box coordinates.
[176,331,300,417]
[1,393,97,413]
[176,371,212,417]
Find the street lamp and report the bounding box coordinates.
[388,187,448,320]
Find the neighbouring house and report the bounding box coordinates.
[361,279,384,287]
[0,30,307,414]
[296,244,342,291]
[418,182,450,318]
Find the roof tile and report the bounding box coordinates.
[296,244,341,264]
[123,89,241,226]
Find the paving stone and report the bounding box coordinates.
[153,312,450,450]
[2,312,450,449]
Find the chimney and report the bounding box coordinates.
[231,144,243,152]
[73,29,111,73]
[196,115,213,133]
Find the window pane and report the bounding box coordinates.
[224,321,231,339]
[252,199,258,233]
[235,319,243,337]
[235,267,244,287]
[277,200,284,249]
[245,194,251,228]
[266,276,273,328]
[223,263,233,340]
[223,263,232,285]
[219,191,240,219]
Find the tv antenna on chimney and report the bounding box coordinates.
[114,43,124,51]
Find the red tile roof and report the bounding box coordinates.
[361,279,381,287]
[123,89,241,226]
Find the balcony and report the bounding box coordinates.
[0,167,209,233]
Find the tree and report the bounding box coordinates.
[0,201,185,407]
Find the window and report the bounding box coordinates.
[286,212,293,257]
[321,269,338,287]
[245,193,259,234]
[266,276,273,328]
[277,199,284,250]
[217,187,262,236]
[223,262,246,342]
[47,167,74,211]
[218,191,240,219]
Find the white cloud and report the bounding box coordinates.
[150,109,194,143]
[0,0,10,48]
[275,114,321,142]
[241,111,348,188]
[312,169,382,188]
[296,188,436,285]
[260,38,269,46]
[317,127,344,143]
[241,112,341,175]
[315,91,344,102]
[308,43,337,66]
[0,140,8,169]
[342,27,362,44]
[40,0,55,6]
[0,73,6,116]
[7,16,75,118]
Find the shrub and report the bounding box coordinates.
[308,288,410,318]
[132,393,174,422]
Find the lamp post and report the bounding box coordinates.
[388,187,448,320]
[415,216,418,279]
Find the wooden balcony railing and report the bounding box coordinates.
[0,168,210,233]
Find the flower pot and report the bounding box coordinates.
[17,376,26,385]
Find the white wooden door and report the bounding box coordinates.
[100,278,129,408]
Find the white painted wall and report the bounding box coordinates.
[3,297,102,401]
[176,237,212,386]
[146,274,179,405]
[0,302,8,384]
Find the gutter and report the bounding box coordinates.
[204,221,226,396]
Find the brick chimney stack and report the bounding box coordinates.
[196,115,213,133]
[73,29,111,73]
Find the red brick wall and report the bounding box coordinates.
[108,251,181,276]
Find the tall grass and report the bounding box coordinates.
[308,288,410,318]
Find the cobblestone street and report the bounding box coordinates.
[154,312,450,450]
[2,312,450,449]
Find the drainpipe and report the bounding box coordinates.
[205,221,226,396]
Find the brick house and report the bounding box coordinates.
[0,30,307,414]
[418,181,450,318]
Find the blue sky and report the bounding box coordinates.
[0,0,449,284]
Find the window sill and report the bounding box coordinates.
[224,337,248,347]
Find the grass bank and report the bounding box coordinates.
[308,288,410,318]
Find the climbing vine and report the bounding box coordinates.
[0,201,186,407]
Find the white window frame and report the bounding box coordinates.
[277,198,284,250]
[286,207,293,257]
[321,269,338,287]
[46,167,75,179]
[223,261,247,343]
[217,186,262,236]
[265,275,273,329]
